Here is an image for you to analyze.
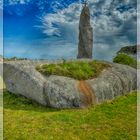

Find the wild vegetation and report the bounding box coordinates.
[0,77,3,90]
[36,60,110,80]
[4,90,136,140]
[4,56,28,61]
[117,45,137,55]
[113,53,137,68]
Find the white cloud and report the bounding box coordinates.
[4,37,78,59]
[3,0,137,60]
[0,0,2,8]
[40,0,136,61]
[4,0,31,5]
[42,2,81,37]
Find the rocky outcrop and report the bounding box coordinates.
[77,4,93,59]
[117,45,137,59]
[117,45,137,55]
[3,60,136,109]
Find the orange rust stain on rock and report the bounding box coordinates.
[78,80,96,106]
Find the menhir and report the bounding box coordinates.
[77,4,93,59]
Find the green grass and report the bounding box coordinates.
[4,91,136,140]
[36,60,110,80]
[137,61,140,69]
[113,53,137,68]
[0,76,3,90]
[0,89,3,140]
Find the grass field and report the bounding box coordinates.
[4,91,137,140]
[0,76,3,140]
[0,90,3,140]
[0,76,3,90]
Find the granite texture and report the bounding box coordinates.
[3,60,136,108]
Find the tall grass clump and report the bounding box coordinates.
[36,60,110,80]
[113,53,137,68]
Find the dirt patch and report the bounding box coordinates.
[78,80,96,106]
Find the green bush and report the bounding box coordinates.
[36,60,110,80]
[113,53,137,68]
[117,45,136,55]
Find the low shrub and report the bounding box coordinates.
[113,53,137,68]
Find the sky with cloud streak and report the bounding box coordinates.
[2,0,137,61]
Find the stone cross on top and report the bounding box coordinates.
[77,0,93,59]
[83,0,88,6]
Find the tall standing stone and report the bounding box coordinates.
[77,4,93,59]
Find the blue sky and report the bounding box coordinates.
[2,0,137,61]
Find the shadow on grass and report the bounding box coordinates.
[4,90,62,113]
[4,90,137,114]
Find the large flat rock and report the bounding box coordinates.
[3,60,136,108]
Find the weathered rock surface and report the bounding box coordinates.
[77,5,93,59]
[3,60,136,108]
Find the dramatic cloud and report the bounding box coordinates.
[3,0,32,6]
[41,0,136,61]
[0,0,2,8]
[3,0,80,15]
[3,0,137,61]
